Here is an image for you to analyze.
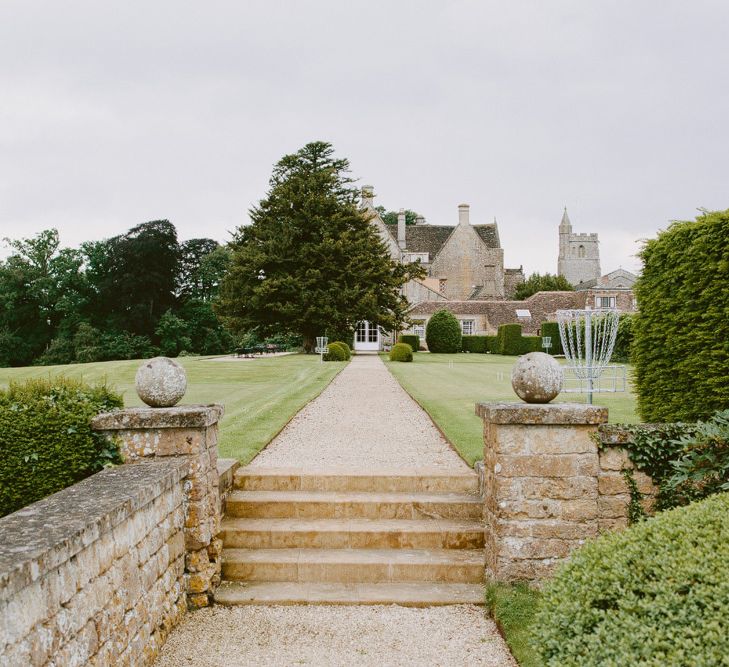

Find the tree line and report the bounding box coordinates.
[0,222,232,366]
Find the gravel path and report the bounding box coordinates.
[154,605,516,667]
[249,353,467,469]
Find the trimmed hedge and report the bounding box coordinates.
[633,209,729,422]
[398,334,420,352]
[425,310,462,353]
[323,342,348,361]
[533,492,729,666]
[539,322,563,356]
[611,314,634,363]
[462,335,489,353]
[389,343,413,362]
[0,378,123,517]
[496,324,542,355]
[486,335,499,353]
[330,340,351,360]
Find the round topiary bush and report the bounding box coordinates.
[323,342,348,361]
[425,310,462,353]
[389,343,413,362]
[532,492,729,666]
[330,341,351,360]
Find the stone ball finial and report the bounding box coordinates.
[135,357,187,407]
[511,352,563,404]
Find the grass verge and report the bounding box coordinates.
[0,354,346,464]
[485,582,542,667]
[383,352,638,466]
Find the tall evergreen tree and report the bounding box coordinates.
[217,141,424,351]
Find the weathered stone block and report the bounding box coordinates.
[598,494,630,519]
[599,447,633,471]
[498,454,598,478]
[521,476,597,501]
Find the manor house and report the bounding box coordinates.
[355,186,633,352]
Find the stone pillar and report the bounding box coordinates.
[92,404,224,608]
[476,402,607,582]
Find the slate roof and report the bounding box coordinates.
[384,222,501,260]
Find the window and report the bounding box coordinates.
[410,321,425,338]
[460,320,475,335]
[578,245,586,258]
[595,296,616,308]
[439,278,447,294]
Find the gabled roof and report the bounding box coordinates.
[384,222,500,259]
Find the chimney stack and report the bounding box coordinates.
[361,185,374,208]
[458,204,470,226]
[415,215,425,225]
[397,209,407,250]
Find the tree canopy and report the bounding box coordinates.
[217,141,424,351]
[374,206,421,226]
[513,272,574,300]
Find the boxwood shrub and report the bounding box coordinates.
[323,342,348,361]
[425,310,462,353]
[0,378,123,517]
[462,335,489,353]
[330,340,351,360]
[398,334,420,352]
[389,343,413,362]
[532,492,729,666]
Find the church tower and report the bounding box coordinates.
[557,208,601,286]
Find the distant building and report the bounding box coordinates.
[356,186,634,351]
[557,208,601,286]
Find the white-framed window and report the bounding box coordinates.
[412,323,425,338]
[595,296,616,308]
[460,320,475,335]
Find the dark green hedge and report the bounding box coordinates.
[633,209,729,421]
[533,492,729,666]
[0,378,123,517]
[425,310,462,353]
[389,342,413,362]
[539,322,563,356]
[495,324,542,355]
[611,314,634,363]
[462,335,489,353]
[486,335,499,353]
[398,334,420,352]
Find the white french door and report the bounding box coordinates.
[354,321,381,351]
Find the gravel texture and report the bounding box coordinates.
[154,605,516,667]
[249,354,467,470]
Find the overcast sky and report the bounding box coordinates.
[1,1,727,274]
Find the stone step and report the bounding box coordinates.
[214,581,485,606]
[235,467,480,494]
[225,490,483,520]
[221,548,485,584]
[220,517,485,550]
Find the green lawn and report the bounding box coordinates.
[383,353,639,466]
[0,354,345,464]
[485,582,542,667]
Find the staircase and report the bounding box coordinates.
[214,468,485,606]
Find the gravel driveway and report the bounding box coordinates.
[250,353,467,469]
[154,605,516,667]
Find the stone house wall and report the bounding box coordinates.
[0,461,188,666]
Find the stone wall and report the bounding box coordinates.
[92,405,224,608]
[596,425,658,532]
[0,461,188,666]
[477,402,658,582]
